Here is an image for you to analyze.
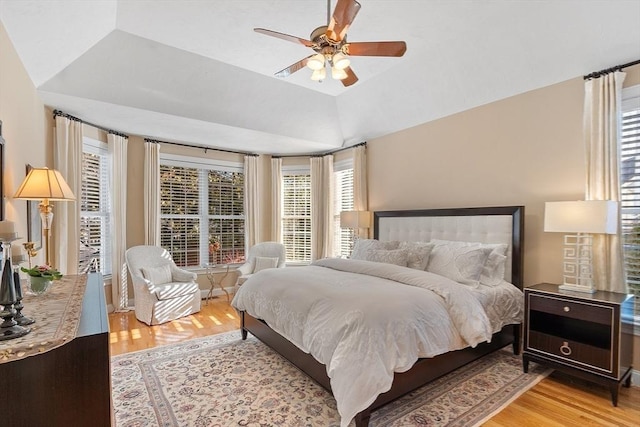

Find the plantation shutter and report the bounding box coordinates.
[620,86,640,314]
[282,171,312,263]
[159,155,245,268]
[333,163,354,258]
[80,141,111,274]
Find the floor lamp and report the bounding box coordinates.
[544,200,618,293]
[13,167,76,267]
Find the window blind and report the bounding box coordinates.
[333,167,354,258]
[282,173,312,263]
[80,141,111,274]
[159,159,245,267]
[620,85,640,316]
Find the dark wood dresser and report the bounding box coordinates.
[0,273,111,426]
[523,283,634,406]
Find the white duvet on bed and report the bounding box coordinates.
[231,258,523,427]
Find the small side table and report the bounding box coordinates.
[205,264,230,303]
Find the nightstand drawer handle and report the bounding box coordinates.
[560,342,572,356]
[563,306,570,312]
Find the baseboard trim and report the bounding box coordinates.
[632,369,639,388]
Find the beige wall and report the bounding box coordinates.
[368,63,640,370]
[0,20,50,267]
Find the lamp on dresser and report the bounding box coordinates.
[544,200,618,293]
[13,167,76,267]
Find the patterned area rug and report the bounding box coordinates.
[111,331,550,427]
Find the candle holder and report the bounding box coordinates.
[11,252,35,326]
[0,238,31,340]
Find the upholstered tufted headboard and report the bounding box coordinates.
[373,206,524,289]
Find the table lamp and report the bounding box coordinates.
[13,167,76,267]
[544,200,618,293]
[340,210,371,239]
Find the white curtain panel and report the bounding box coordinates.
[584,71,626,293]
[271,157,283,242]
[108,133,129,311]
[144,141,161,246]
[311,155,334,260]
[353,145,368,238]
[53,115,82,274]
[244,155,260,248]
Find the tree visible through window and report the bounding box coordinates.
[159,157,245,267]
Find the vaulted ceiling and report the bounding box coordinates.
[1,0,639,154]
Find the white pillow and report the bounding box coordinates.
[480,244,509,286]
[363,249,408,266]
[427,240,493,287]
[398,241,434,270]
[351,239,399,260]
[141,264,172,285]
[253,256,279,273]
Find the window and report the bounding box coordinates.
[619,84,640,318]
[160,154,245,268]
[80,138,111,274]
[282,166,311,263]
[333,160,354,258]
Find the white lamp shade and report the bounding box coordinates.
[310,67,327,81]
[307,53,325,71]
[13,167,76,201]
[340,211,371,229]
[332,52,350,70]
[331,67,348,80]
[544,200,618,234]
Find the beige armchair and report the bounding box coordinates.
[125,245,201,325]
[236,242,286,286]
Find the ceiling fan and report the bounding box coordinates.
[254,0,407,87]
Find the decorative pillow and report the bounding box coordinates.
[426,240,493,286]
[480,244,509,286]
[253,256,279,273]
[351,239,400,260]
[141,264,172,285]
[363,249,408,267]
[398,241,434,270]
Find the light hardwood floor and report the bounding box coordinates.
[109,297,640,426]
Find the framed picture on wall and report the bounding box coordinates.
[26,164,42,250]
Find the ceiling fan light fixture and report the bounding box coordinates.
[332,52,350,70]
[311,67,327,81]
[307,53,326,70]
[331,66,348,80]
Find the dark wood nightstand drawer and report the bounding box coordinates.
[528,331,611,372]
[529,293,612,325]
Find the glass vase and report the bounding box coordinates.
[29,276,53,295]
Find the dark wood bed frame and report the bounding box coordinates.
[240,206,524,426]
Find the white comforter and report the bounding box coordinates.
[231,258,523,427]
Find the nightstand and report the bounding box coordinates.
[523,283,634,406]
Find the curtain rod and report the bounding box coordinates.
[144,138,257,156]
[53,110,128,138]
[584,59,640,80]
[273,141,366,158]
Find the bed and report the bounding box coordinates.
[232,206,524,426]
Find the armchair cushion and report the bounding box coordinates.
[142,264,172,285]
[254,256,279,273]
[153,281,200,301]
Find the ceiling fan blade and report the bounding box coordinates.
[326,0,361,42]
[341,66,358,87]
[274,55,313,78]
[344,41,407,57]
[254,28,314,47]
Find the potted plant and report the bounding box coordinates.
[21,265,63,294]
